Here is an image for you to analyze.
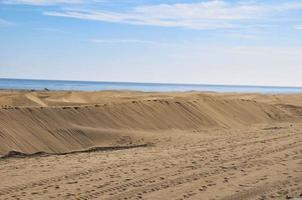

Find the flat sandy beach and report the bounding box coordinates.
[0,90,301,200]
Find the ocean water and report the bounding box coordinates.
[0,78,302,93]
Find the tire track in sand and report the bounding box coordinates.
[74,139,302,200]
[0,132,299,198]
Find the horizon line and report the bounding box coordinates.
[1,77,302,89]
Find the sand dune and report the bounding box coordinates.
[0,91,298,156]
[0,90,302,200]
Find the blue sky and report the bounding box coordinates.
[0,0,302,86]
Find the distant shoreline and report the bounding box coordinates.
[1,77,302,89]
[1,78,302,93]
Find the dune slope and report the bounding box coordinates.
[0,91,295,156]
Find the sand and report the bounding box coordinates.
[0,90,301,199]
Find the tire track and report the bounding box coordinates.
[220,176,302,200]
[74,140,302,200]
[0,132,299,198]
[0,133,258,194]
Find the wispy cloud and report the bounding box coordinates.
[295,25,302,30]
[0,18,14,27]
[91,39,159,45]
[35,27,66,33]
[42,1,302,30]
[1,0,89,5]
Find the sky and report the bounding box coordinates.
[0,0,302,86]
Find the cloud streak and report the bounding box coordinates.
[1,0,91,5]
[0,18,14,27]
[42,1,302,30]
[91,39,159,45]
[35,27,66,33]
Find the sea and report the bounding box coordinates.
[0,78,302,93]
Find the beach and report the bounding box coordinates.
[0,90,301,199]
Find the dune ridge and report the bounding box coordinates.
[0,91,299,156]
